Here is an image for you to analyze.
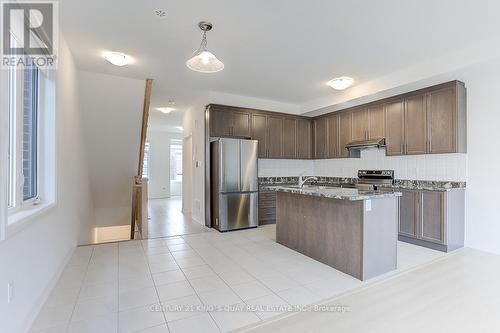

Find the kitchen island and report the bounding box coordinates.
[263,185,401,280]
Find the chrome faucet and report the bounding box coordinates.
[298,174,318,188]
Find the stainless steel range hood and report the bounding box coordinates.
[345,138,386,151]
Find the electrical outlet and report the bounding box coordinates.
[7,282,13,304]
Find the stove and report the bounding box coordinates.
[356,170,394,191]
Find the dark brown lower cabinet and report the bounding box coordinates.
[397,189,465,252]
[258,187,276,225]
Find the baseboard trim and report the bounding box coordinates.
[21,245,75,333]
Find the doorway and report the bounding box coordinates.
[144,131,207,238]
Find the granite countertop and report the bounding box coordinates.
[262,185,402,201]
[259,177,466,192]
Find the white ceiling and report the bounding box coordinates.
[61,0,500,115]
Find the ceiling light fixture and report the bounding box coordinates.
[103,52,132,66]
[157,107,176,114]
[186,21,224,73]
[327,76,354,90]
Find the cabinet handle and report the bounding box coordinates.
[429,141,432,152]
[401,143,404,153]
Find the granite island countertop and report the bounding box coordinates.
[262,185,402,201]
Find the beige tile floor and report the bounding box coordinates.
[246,247,500,333]
[145,198,210,239]
[30,226,445,333]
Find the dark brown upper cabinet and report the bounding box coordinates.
[282,118,297,159]
[327,114,338,158]
[427,86,464,154]
[385,99,405,156]
[367,104,385,139]
[296,118,312,159]
[251,113,268,158]
[210,108,232,137]
[313,117,328,159]
[384,81,466,156]
[338,111,352,158]
[404,94,427,155]
[209,106,251,138]
[267,115,284,158]
[351,108,368,141]
[207,81,466,161]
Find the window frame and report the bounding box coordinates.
[7,64,41,215]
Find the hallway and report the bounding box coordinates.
[146,197,209,239]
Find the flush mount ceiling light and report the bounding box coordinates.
[186,21,224,73]
[156,107,176,114]
[327,76,355,90]
[103,52,132,66]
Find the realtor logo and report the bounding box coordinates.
[1,0,58,68]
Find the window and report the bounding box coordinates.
[170,143,183,181]
[7,64,40,211]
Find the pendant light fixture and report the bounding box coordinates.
[186,21,224,73]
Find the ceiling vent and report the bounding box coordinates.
[153,9,167,18]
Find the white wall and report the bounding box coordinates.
[78,71,144,229]
[182,97,207,224]
[258,159,314,177]
[0,37,93,333]
[148,130,182,199]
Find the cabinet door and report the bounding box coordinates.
[427,87,456,153]
[399,190,419,238]
[327,114,338,158]
[420,191,446,244]
[251,114,268,158]
[232,111,251,138]
[282,118,296,159]
[405,94,427,154]
[367,104,385,139]
[210,109,232,137]
[351,108,368,141]
[296,119,312,159]
[385,100,405,156]
[313,118,328,159]
[338,112,352,158]
[267,116,284,158]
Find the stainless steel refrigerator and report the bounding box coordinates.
[210,138,258,232]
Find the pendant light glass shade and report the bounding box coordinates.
[186,22,224,73]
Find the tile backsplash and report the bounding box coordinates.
[259,148,467,182]
[258,159,314,177]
